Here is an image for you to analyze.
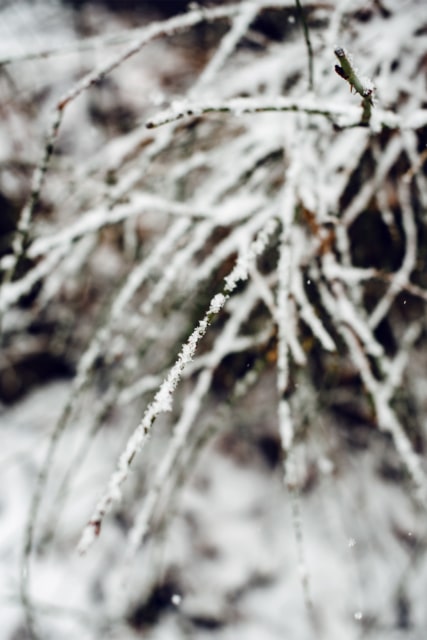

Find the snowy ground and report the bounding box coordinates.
[2,373,427,639]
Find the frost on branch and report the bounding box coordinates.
[78,222,275,553]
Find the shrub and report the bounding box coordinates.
[1,1,427,638]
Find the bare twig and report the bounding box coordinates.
[295,0,314,91]
[145,96,425,130]
[334,47,374,125]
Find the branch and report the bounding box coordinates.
[334,47,374,125]
[146,96,360,128]
[78,218,278,553]
[145,96,426,131]
[295,0,314,91]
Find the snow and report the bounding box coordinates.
[1,0,427,639]
[2,375,427,638]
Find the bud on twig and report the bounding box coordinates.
[334,47,375,125]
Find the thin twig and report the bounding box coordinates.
[78,218,279,554]
[0,107,63,338]
[145,96,423,130]
[295,0,314,91]
[334,47,374,125]
[146,96,360,128]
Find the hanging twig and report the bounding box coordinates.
[295,0,314,91]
